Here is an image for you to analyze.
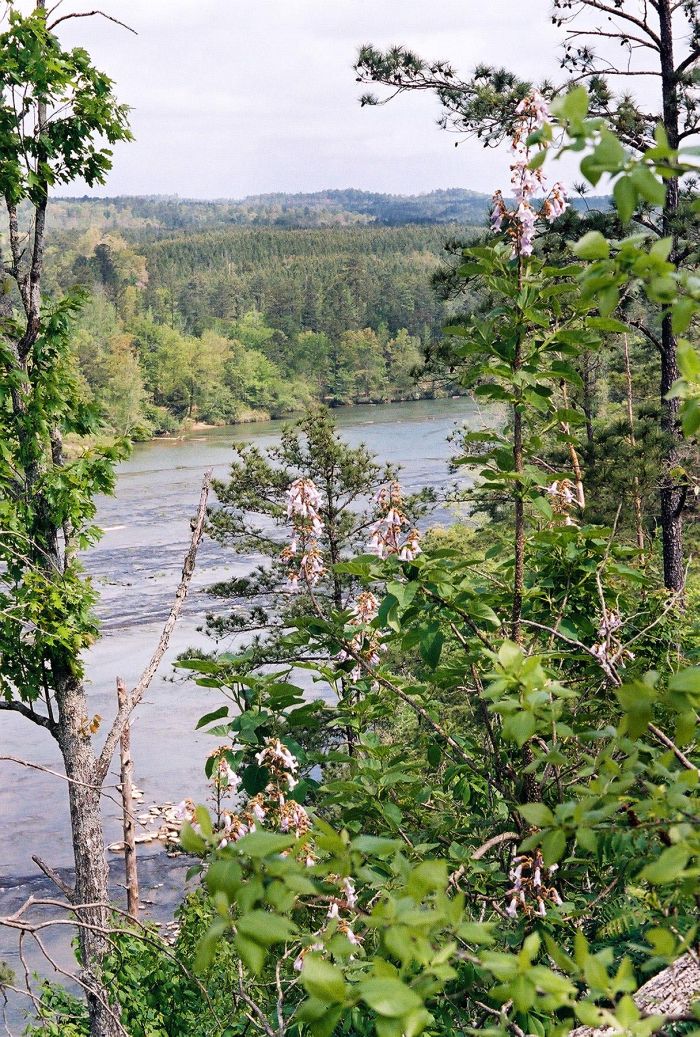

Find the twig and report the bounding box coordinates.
[0,754,101,788]
[471,831,519,860]
[31,855,74,899]
[648,722,698,773]
[48,10,137,33]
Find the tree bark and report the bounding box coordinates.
[569,951,700,1037]
[54,670,122,1037]
[657,0,685,593]
[118,678,140,922]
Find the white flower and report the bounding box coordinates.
[251,801,266,823]
[327,902,340,919]
[342,877,357,908]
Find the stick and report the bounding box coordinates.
[96,470,212,784]
[117,677,139,921]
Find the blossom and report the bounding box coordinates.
[279,800,311,837]
[256,738,299,773]
[488,90,567,259]
[342,876,357,908]
[543,182,568,223]
[174,798,195,822]
[351,591,379,624]
[368,482,421,560]
[285,477,326,588]
[294,942,324,971]
[505,850,562,918]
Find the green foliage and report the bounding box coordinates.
[196,405,433,662]
[173,92,700,1037]
[0,5,131,205]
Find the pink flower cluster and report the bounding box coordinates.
[337,590,386,681]
[506,849,563,918]
[491,90,569,258]
[368,482,421,561]
[283,477,326,591]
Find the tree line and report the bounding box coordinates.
[42,222,469,435]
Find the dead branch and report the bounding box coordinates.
[569,953,700,1036]
[471,831,520,860]
[48,10,137,34]
[31,855,74,899]
[95,470,212,785]
[0,754,101,788]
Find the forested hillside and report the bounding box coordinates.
[45,212,475,436]
[45,188,610,236]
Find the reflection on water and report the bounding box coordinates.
[0,398,480,1010]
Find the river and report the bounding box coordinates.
[0,396,481,1021]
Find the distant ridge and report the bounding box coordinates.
[48,188,609,235]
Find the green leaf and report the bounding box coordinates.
[641,845,689,885]
[503,711,536,747]
[234,934,266,974]
[301,956,348,1003]
[498,640,522,668]
[194,918,228,972]
[541,829,566,866]
[195,805,213,837]
[310,1006,344,1037]
[551,85,589,123]
[234,831,296,857]
[359,978,422,1018]
[351,835,402,856]
[179,821,206,855]
[613,175,637,223]
[572,231,610,260]
[195,705,229,729]
[419,626,444,668]
[519,803,555,827]
[237,910,297,946]
[630,163,666,206]
[511,975,536,1013]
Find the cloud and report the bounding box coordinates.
[40,0,582,197]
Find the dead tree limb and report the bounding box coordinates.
[95,470,212,785]
[569,953,700,1036]
[116,677,139,921]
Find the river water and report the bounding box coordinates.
[0,396,481,1020]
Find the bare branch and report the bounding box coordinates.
[0,754,99,787]
[0,700,54,731]
[562,1,662,47]
[48,10,137,34]
[471,831,519,860]
[648,722,698,772]
[95,470,212,784]
[31,855,74,899]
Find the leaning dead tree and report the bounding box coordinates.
[570,952,700,1037]
[355,0,699,593]
[0,5,212,1034]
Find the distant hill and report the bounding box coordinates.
[47,188,610,237]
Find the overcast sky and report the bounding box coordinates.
[31,1,645,199]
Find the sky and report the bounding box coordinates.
[25,0,658,200]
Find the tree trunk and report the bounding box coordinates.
[118,678,140,922]
[55,670,122,1037]
[657,0,685,593]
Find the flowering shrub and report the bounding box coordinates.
[179,92,699,1037]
